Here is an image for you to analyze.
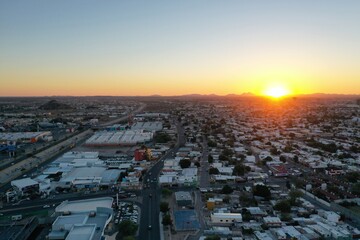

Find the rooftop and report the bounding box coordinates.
[56,197,113,213]
[65,224,96,240]
[11,177,39,189]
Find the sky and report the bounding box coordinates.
[0,0,359,96]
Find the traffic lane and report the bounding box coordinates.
[1,191,142,213]
[138,189,153,240]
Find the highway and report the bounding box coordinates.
[0,190,142,216]
[138,120,185,240]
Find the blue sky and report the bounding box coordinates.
[1,0,359,96]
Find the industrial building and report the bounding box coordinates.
[131,121,163,132]
[11,178,39,196]
[0,131,53,143]
[85,130,153,146]
[49,197,113,240]
[175,191,193,207]
[58,167,121,189]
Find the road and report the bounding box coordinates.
[138,120,185,240]
[199,137,210,188]
[0,191,142,218]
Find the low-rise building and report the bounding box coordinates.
[175,191,193,207]
[210,209,242,224]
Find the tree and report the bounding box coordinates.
[270,146,279,155]
[345,172,360,183]
[209,167,220,175]
[162,214,172,226]
[194,161,200,167]
[262,156,273,165]
[279,155,286,163]
[233,164,250,176]
[117,220,138,238]
[289,189,303,205]
[162,188,172,198]
[205,235,220,240]
[274,200,291,213]
[219,154,230,161]
[221,184,233,194]
[179,159,191,168]
[160,202,169,213]
[253,185,271,200]
[208,154,214,163]
[123,237,136,240]
[223,195,231,203]
[351,183,360,196]
[208,140,217,148]
[222,148,233,157]
[154,132,171,143]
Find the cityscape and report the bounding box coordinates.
[0,1,360,240]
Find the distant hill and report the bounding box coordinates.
[39,100,73,110]
[297,93,360,99]
[226,92,255,97]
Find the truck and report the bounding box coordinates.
[11,214,22,221]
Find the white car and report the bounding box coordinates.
[43,205,50,208]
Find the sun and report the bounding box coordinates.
[264,86,290,98]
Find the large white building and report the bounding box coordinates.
[85,130,153,146]
[210,209,242,224]
[11,178,39,196]
[49,197,113,240]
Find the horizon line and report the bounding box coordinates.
[0,92,360,98]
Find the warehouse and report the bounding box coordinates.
[50,197,113,240]
[131,121,163,132]
[85,130,153,146]
[11,178,39,196]
[0,131,52,143]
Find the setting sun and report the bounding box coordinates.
[264,86,290,98]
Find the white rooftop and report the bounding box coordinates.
[65,224,96,240]
[11,178,39,189]
[56,197,113,213]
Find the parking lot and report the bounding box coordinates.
[114,202,139,225]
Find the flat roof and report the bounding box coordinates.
[66,224,96,240]
[212,212,243,219]
[53,215,87,230]
[11,177,39,189]
[60,167,106,183]
[0,131,51,141]
[131,121,163,131]
[175,191,192,201]
[85,130,153,146]
[56,197,113,213]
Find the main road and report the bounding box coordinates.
[138,120,185,240]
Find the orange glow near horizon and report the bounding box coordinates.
[263,85,291,99]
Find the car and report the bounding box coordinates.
[148,225,152,230]
[43,205,50,208]
[149,194,152,198]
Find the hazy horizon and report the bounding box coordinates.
[1,0,360,96]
